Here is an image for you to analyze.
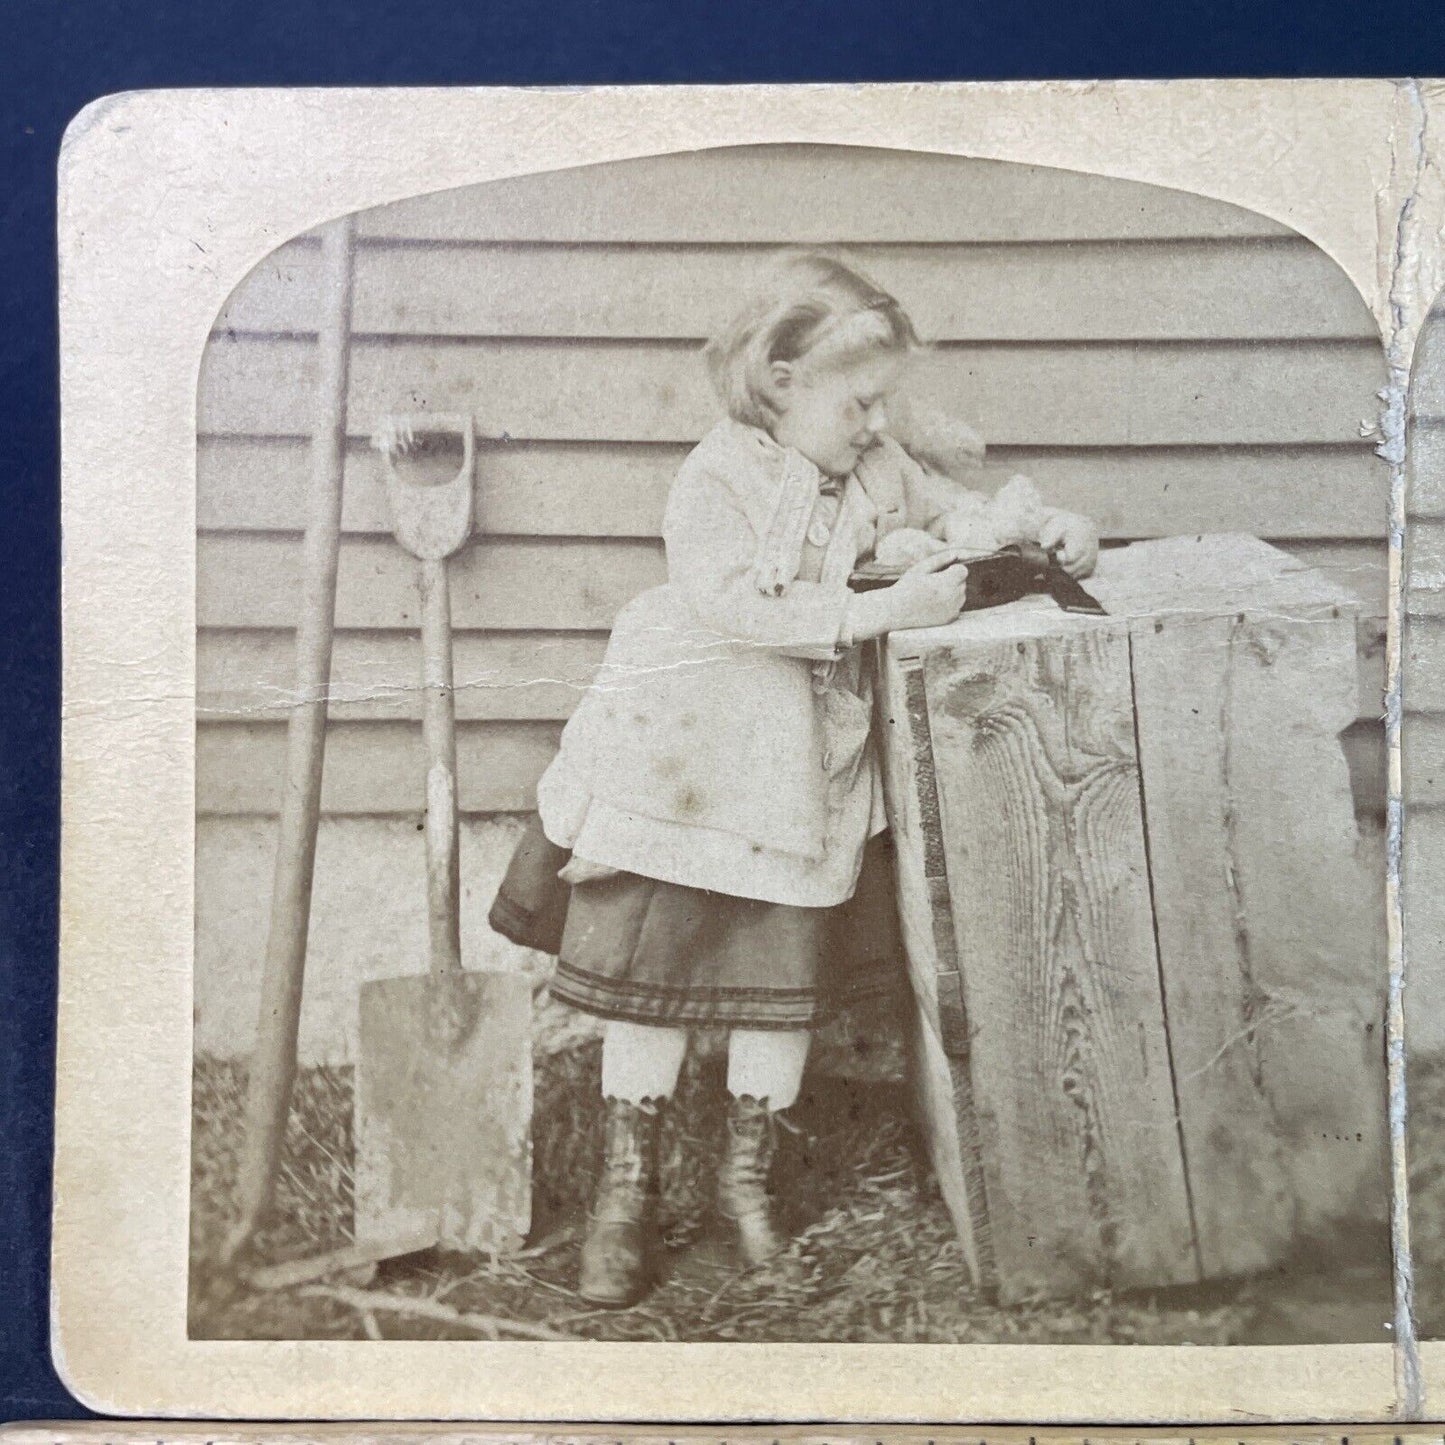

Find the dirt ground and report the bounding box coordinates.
[188,1034,1417,1345]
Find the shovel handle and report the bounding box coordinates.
[420,555,463,979]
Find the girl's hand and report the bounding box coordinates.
[888,550,971,630]
[1038,510,1099,579]
[372,416,416,457]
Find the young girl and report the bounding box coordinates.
[489,251,1098,1307]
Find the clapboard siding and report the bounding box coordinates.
[217,238,1372,342]
[196,144,1388,821]
[198,536,664,631]
[347,147,1295,243]
[1404,295,1445,1051]
[198,437,1385,541]
[1408,519,1445,615]
[197,716,1386,820]
[199,630,609,722]
[199,619,1386,726]
[199,334,1383,447]
[198,720,561,815]
[198,532,1387,632]
[1412,420,1445,514]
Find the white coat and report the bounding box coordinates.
[535,419,987,903]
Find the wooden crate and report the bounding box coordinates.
[877,534,1388,1302]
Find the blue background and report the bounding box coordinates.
[3,0,1444,1420]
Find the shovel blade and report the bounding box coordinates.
[355,970,532,1257]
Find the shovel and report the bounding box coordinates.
[353,413,533,1259]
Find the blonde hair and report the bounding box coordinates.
[704,251,922,429]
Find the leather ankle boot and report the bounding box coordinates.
[577,1096,663,1307]
[718,1093,791,1267]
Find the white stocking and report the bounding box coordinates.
[599,1019,688,1102]
[726,1029,811,1111]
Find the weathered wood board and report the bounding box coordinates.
[217,234,1370,342]
[197,434,1387,540]
[880,534,1389,1301]
[199,332,1382,446]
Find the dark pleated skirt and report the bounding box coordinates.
[488,815,907,1030]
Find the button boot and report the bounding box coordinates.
[718,1093,793,1268]
[577,1096,663,1307]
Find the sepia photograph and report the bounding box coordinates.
[183,141,1398,1347]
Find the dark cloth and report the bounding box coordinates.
[489,815,907,1030]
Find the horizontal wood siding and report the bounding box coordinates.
[198,437,1385,540]
[201,335,1382,446]
[218,237,1369,341]
[196,144,1388,819]
[1405,301,1445,1050]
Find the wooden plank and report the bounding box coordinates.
[1404,805,1445,1052]
[199,437,676,537]
[197,333,1386,447]
[1404,713,1445,805]
[1410,308,1445,417]
[1408,518,1445,616]
[198,629,609,722]
[1276,539,1388,613]
[217,237,1372,343]
[197,621,1387,730]
[197,434,1387,542]
[1408,418,1445,516]
[194,708,1386,823]
[196,532,1387,632]
[197,534,665,631]
[344,146,1296,243]
[1162,608,1388,1238]
[920,625,1198,1297]
[1407,616,1445,710]
[878,656,992,1290]
[1128,611,1374,1273]
[196,719,561,815]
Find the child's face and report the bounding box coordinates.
[769,351,908,477]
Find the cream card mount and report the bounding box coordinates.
[54,80,1445,1421]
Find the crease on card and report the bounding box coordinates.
[1377,75,1445,1424]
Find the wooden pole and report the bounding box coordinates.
[222,214,356,1264]
[419,555,463,981]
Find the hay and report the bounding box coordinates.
[189,1041,1298,1343]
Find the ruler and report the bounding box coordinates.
[5,1428,1445,1445]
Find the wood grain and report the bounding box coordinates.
[197,333,1385,447]
[1130,609,1388,1255]
[217,237,1372,343]
[194,676,1384,824]
[920,625,1197,1297]
[887,658,995,1291]
[196,434,1387,542]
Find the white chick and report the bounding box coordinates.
[873,527,948,568]
[940,510,1004,553]
[986,474,1048,546]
